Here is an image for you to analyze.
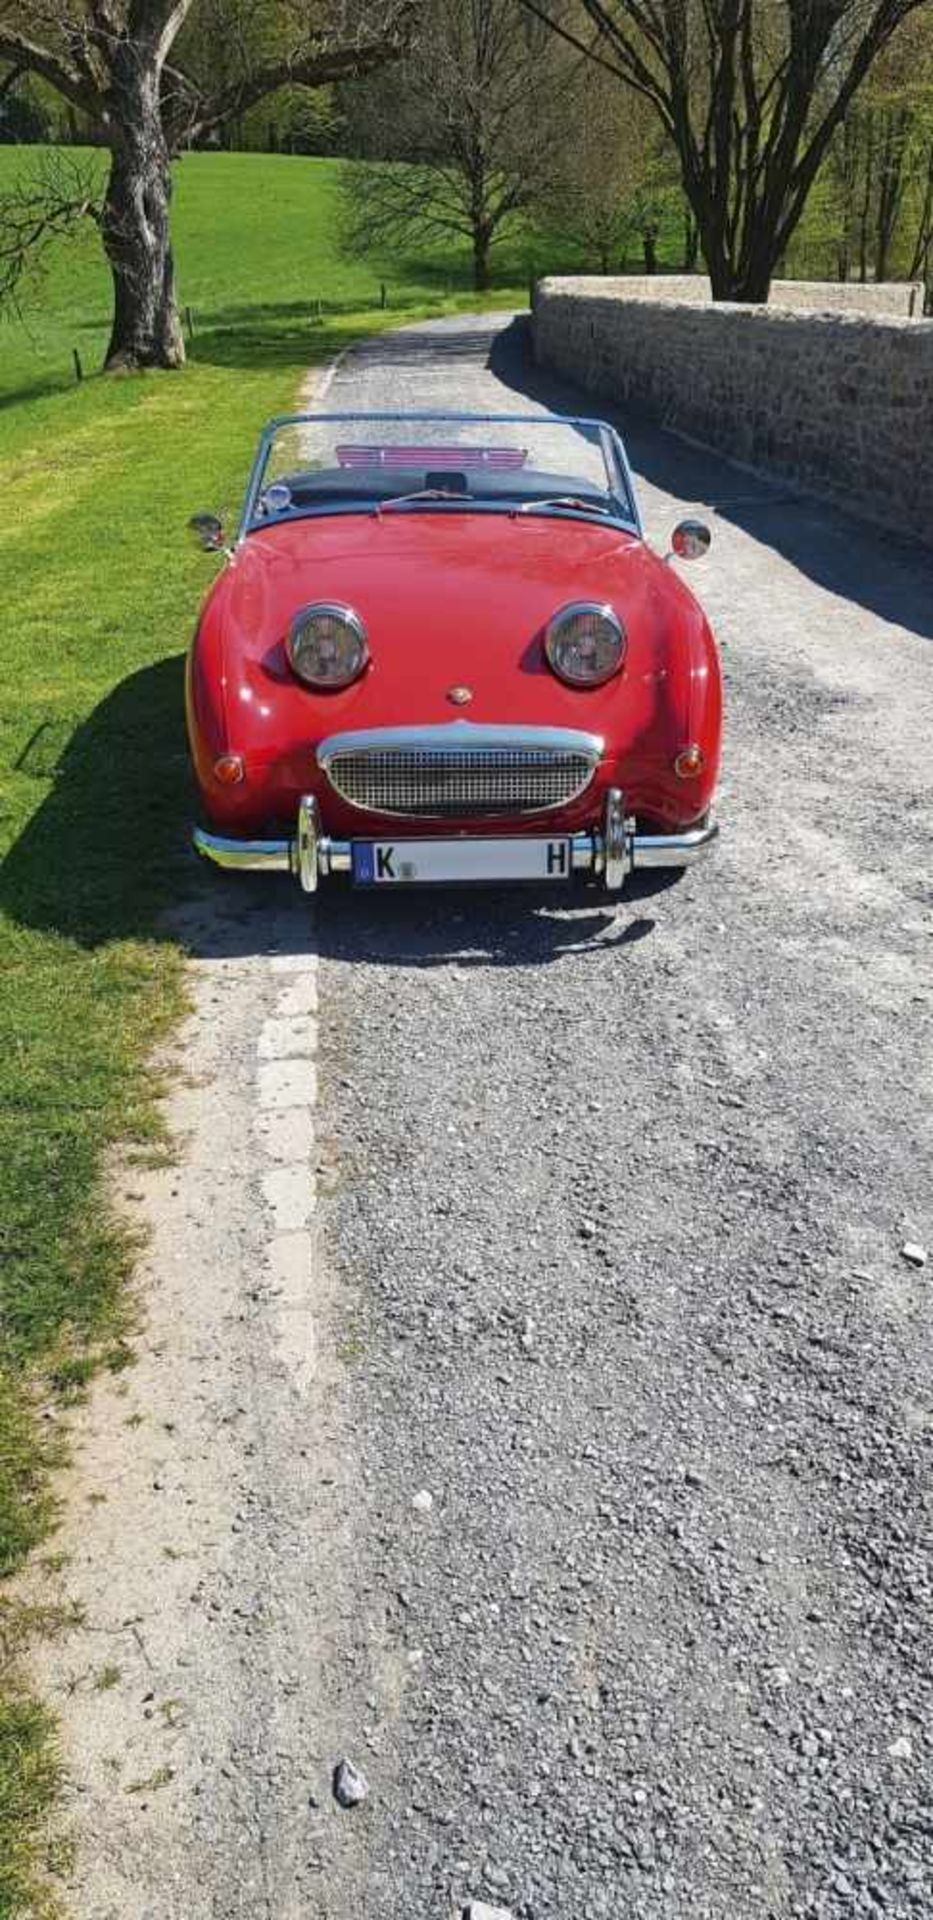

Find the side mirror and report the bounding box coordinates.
[189,512,226,552]
[670,518,711,561]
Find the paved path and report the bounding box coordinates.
[35,314,933,1920]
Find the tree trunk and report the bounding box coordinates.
[683,211,699,271]
[875,108,907,284]
[100,50,185,372]
[642,226,657,273]
[858,112,876,284]
[705,236,774,302]
[691,190,774,301]
[908,141,933,284]
[472,227,490,291]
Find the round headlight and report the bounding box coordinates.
[544,602,625,687]
[287,603,369,690]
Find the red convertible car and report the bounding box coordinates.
[186,410,721,893]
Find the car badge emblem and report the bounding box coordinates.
[447,685,473,706]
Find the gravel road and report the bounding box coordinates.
[33,313,933,1920]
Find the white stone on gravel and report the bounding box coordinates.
[265,1231,313,1307]
[276,971,319,1016]
[333,1758,369,1807]
[257,1057,317,1110]
[463,1906,514,1920]
[900,1242,927,1268]
[888,1734,913,1760]
[269,952,318,974]
[258,1015,317,1059]
[411,1488,434,1512]
[255,1106,316,1163]
[262,1165,317,1231]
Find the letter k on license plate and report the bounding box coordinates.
[351,838,573,885]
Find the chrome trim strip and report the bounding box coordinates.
[316,722,604,767]
[311,823,717,879]
[631,821,719,868]
[603,787,631,891]
[193,812,718,884]
[287,603,369,690]
[317,722,604,820]
[193,827,291,873]
[545,602,626,689]
[296,794,321,893]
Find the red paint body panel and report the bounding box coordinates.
[186,512,722,836]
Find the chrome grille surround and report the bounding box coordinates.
[316,723,603,819]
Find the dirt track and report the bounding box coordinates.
[32,314,933,1920]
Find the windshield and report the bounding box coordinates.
[241,411,639,534]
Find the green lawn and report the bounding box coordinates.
[0,146,536,1917]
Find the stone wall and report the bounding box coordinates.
[549,274,925,319]
[533,279,933,546]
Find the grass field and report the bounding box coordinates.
[0,146,542,1916]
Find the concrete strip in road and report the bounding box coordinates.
[24,893,343,1920]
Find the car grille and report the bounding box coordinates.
[324,745,597,817]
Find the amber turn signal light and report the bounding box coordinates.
[674,745,705,779]
[213,753,245,785]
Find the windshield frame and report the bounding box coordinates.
[237,410,642,541]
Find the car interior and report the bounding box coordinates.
[258,465,621,516]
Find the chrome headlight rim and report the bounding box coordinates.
[544,600,626,689]
[286,601,369,691]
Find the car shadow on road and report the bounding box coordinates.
[300,881,670,971]
[174,871,675,970]
[487,316,933,643]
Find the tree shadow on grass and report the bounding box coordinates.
[183,293,448,374]
[187,318,354,373]
[1,655,193,951]
[0,371,78,412]
[183,288,523,374]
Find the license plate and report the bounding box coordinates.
[351,837,573,886]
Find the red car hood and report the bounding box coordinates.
[212,511,707,735]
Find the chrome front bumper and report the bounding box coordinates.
[194,790,717,893]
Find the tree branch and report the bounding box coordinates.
[178,26,411,145]
[0,61,24,102]
[0,151,100,307]
[154,0,198,70]
[0,25,101,112]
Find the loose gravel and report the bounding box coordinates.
[30,314,933,1920]
[312,316,933,1920]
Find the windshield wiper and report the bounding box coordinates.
[376,488,476,513]
[515,495,614,516]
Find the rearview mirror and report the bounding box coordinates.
[670,519,711,561]
[189,512,225,552]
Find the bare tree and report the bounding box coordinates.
[0,148,98,299]
[342,0,570,290]
[826,10,933,283]
[547,65,682,271]
[521,0,931,301]
[0,0,411,367]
